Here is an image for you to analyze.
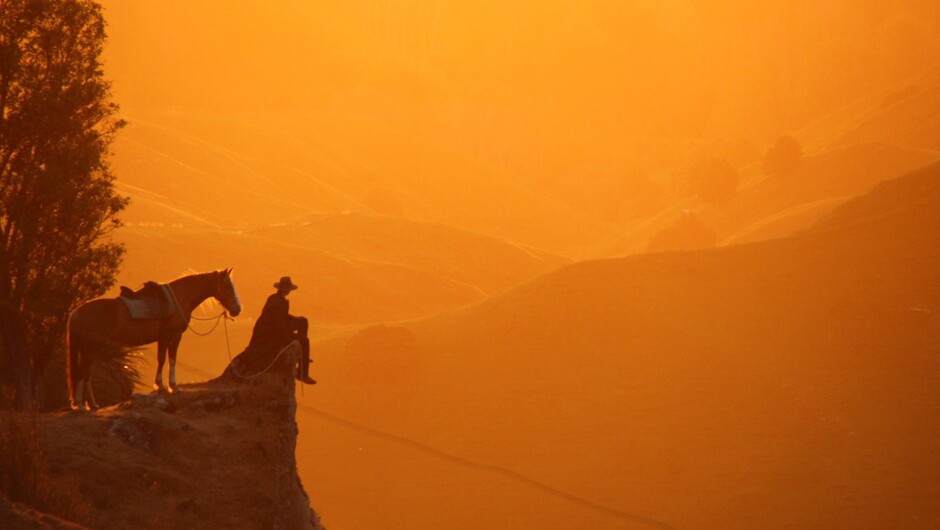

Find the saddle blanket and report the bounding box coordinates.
[119,284,176,320]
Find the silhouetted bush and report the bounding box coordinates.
[762,136,803,177]
[647,211,717,252]
[38,345,143,411]
[690,158,739,204]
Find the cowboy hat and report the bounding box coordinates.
[273,276,299,291]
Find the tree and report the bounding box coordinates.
[0,0,127,410]
[690,158,739,205]
[762,136,803,177]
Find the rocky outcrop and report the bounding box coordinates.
[0,343,322,530]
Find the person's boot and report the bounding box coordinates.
[297,355,316,385]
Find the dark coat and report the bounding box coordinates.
[248,292,295,352]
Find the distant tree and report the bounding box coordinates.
[647,211,717,252]
[762,136,803,177]
[690,158,739,205]
[0,0,128,410]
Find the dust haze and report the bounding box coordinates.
[97,1,940,528]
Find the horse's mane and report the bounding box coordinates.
[169,269,222,282]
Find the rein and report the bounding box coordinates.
[165,279,235,337]
[167,283,296,384]
[221,315,300,385]
[187,312,230,336]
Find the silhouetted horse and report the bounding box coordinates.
[67,269,242,410]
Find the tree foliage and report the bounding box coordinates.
[762,135,803,177]
[0,0,127,410]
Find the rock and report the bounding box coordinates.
[129,393,175,413]
[4,342,321,529]
[107,415,155,453]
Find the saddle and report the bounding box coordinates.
[118,281,177,321]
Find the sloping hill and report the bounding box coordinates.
[116,209,566,325]
[112,111,606,255]
[250,212,567,296]
[308,161,940,529]
[600,142,937,255]
[833,67,940,152]
[712,142,938,240]
[117,225,481,325]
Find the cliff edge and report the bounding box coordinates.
[0,344,323,529]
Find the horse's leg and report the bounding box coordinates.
[154,339,167,392]
[84,369,99,410]
[73,368,86,412]
[73,339,95,412]
[68,337,84,411]
[168,337,181,393]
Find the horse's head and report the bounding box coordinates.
[215,268,242,317]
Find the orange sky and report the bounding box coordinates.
[78,3,940,529]
[100,0,940,177]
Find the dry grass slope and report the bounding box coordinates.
[310,161,940,529]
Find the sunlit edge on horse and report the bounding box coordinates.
[66,268,241,411]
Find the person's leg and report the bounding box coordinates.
[293,317,315,384]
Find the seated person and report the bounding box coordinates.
[225,276,316,384]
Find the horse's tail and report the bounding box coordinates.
[66,311,81,408]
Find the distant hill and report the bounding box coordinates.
[837,66,940,151]
[251,212,567,296]
[600,142,938,255]
[116,210,566,325]
[111,111,606,255]
[309,161,940,528]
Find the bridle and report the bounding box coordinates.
[216,272,241,317]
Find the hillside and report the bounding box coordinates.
[250,212,567,295]
[600,142,938,255]
[116,209,566,326]
[828,67,940,152]
[305,161,940,528]
[110,111,607,255]
[0,347,321,530]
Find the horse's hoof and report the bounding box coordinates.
[71,404,87,412]
[169,385,180,394]
[153,385,167,394]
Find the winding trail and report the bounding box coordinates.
[177,359,676,529]
[296,401,677,530]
